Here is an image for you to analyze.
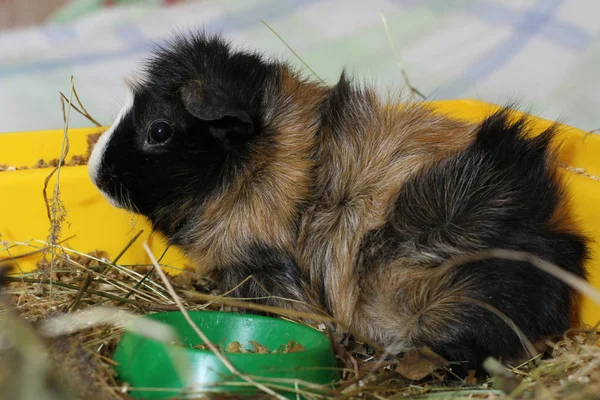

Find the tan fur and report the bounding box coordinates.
[297,90,477,327]
[184,67,480,327]
[176,65,479,327]
[177,64,587,349]
[356,261,471,351]
[183,68,327,273]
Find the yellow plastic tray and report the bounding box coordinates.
[1,99,598,325]
[0,128,190,274]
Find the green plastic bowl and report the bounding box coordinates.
[112,311,339,399]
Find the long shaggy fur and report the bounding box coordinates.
[89,31,589,372]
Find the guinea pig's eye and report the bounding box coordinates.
[147,120,174,144]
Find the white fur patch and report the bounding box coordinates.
[88,86,134,208]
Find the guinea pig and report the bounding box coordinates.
[88,31,588,372]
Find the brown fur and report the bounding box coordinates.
[297,88,477,327]
[180,69,479,325]
[356,261,470,351]
[181,69,327,274]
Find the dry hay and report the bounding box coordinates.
[2,243,600,400]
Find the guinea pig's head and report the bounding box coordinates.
[88,33,278,238]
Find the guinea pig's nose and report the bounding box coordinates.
[94,171,113,190]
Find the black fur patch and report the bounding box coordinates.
[218,244,310,307]
[359,108,588,369]
[95,32,282,239]
[141,32,277,125]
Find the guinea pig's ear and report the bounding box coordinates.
[181,81,254,147]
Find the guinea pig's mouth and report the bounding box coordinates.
[90,174,135,212]
[96,182,130,211]
[104,190,130,210]
[88,159,136,212]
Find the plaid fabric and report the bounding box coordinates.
[0,0,598,133]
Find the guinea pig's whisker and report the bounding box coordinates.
[116,183,127,208]
[120,183,139,214]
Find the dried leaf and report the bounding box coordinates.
[395,347,449,380]
[483,357,521,394]
[465,369,477,385]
